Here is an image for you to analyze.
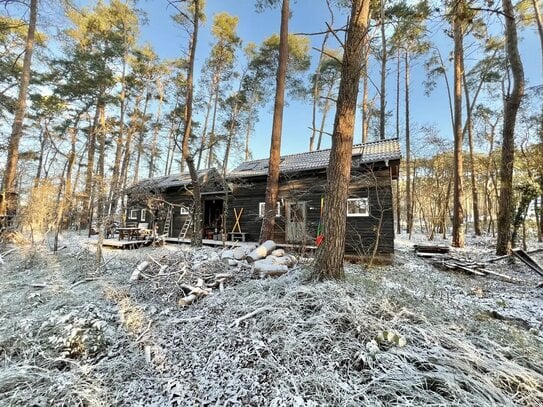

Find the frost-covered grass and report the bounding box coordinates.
[0,233,542,406]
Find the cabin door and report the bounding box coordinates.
[286,201,306,243]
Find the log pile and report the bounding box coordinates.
[130,241,298,308]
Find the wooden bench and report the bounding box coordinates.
[228,232,247,242]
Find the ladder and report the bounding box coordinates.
[178,217,192,240]
[162,207,173,237]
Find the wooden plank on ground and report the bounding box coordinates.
[512,249,543,277]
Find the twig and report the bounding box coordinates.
[95,253,118,273]
[1,248,16,258]
[229,306,270,328]
[71,278,98,289]
[135,320,153,344]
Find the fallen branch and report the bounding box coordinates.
[71,278,98,289]
[229,306,270,328]
[135,320,153,344]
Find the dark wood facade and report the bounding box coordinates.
[224,162,397,257]
[126,140,401,259]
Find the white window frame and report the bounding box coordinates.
[129,209,138,220]
[140,209,146,221]
[259,202,281,217]
[180,206,190,215]
[347,197,369,217]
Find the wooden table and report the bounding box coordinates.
[117,227,142,241]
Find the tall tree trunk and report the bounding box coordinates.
[133,91,151,183]
[206,86,220,169]
[108,54,128,216]
[452,15,465,248]
[316,81,334,150]
[148,81,164,178]
[405,50,412,235]
[197,92,213,169]
[95,103,107,264]
[222,88,243,175]
[395,48,401,234]
[81,97,103,231]
[1,0,38,216]
[180,0,202,247]
[244,113,253,160]
[361,51,369,144]
[260,0,290,242]
[313,0,370,280]
[496,0,525,254]
[379,0,387,140]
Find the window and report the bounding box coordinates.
[129,209,138,220]
[259,202,281,217]
[180,206,190,215]
[140,209,146,221]
[347,198,369,217]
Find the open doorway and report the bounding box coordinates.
[203,199,224,239]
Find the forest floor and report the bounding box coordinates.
[0,232,542,406]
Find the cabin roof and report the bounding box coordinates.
[229,138,401,178]
[126,168,216,193]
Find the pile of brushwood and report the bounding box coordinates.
[0,237,542,406]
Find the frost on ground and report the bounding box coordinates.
[0,233,542,406]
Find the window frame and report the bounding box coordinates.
[259,201,281,218]
[180,206,190,215]
[346,197,370,217]
[128,209,138,220]
[140,209,146,221]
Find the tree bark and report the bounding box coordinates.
[496,0,525,254]
[313,0,370,280]
[405,50,412,235]
[260,0,289,242]
[452,14,465,248]
[180,0,202,247]
[1,0,38,216]
[379,0,387,140]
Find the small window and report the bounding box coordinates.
[140,209,146,221]
[347,198,369,217]
[259,202,281,217]
[180,206,190,215]
[129,209,138,220]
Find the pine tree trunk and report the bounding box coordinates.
[313,0,370,280]
[197,92,213,169]
[452,15,465,248]
[108,55,128,216]
[405,51,412,235]
[148,82,164,178]
[260,0,289,242]
[206,86,220,169]
[496,0,525,254]
[81,97,103,231]
[181,0,202,247]
[379,0,387,140]
[1,0,38,215]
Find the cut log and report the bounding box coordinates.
[221,250,234,262]
[271,248,285,257]
[130,261,150,281]
[253,260,288,278]
[233,246,246,260]
[246,240,276,263]
[414,244,450,254]
[266,254,295,267]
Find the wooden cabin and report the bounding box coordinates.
[126,138,401,259]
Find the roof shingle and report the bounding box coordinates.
[229,138,401,178]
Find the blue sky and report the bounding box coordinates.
[122,1,542,161]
